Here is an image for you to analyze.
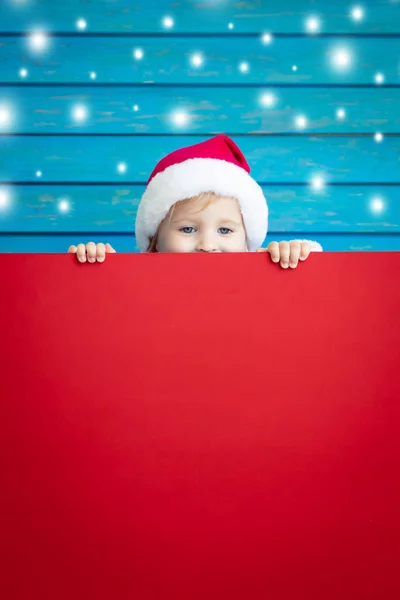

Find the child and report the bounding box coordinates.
[68,134,322,268]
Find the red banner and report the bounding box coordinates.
[1,252,400,599]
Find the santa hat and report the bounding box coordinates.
[135,134,268,252]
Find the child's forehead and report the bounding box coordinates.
[169,195,244,227]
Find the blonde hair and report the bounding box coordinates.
[147,191,240,253]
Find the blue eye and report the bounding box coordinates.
[179,227,233,234]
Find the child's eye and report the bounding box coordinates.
[179,227,233,234]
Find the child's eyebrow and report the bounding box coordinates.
[171,218,242,227]
[171,218,195,224]
[220,220,242,227]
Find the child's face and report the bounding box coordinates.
[155,195,248,253]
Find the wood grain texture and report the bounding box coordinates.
[0,86,399,134]
[0,0,399,34]
[1,36,400,84]
[0,183,398,233]
[1,233,399,254]
[0,1,399,252]
[0,135,398,182]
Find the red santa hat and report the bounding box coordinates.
[135,134,268,252]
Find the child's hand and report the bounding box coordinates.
[257,239,322,269]
[68,242,116,263]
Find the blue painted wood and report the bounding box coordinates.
[1,35,400,84]
[0,0,399,34]
[0,184,398,234]
[0,86,399,133]
[0,135,398,183]
[0,2,399,254]
[0,233,139,253]
[0,233,399,254]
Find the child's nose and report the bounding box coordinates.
[196,234,218,253]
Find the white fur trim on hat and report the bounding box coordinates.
[135,158,268,252]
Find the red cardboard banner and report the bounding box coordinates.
[1,252,400,600]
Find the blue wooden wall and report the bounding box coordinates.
[0,0,399,253]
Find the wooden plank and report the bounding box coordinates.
[0,233,138,254]
[0,184,398,234]
[1,232,399,253]
[1,36,400,84]
[0,0,399,34]
[0,135,399,183]
[0,86,399,134]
